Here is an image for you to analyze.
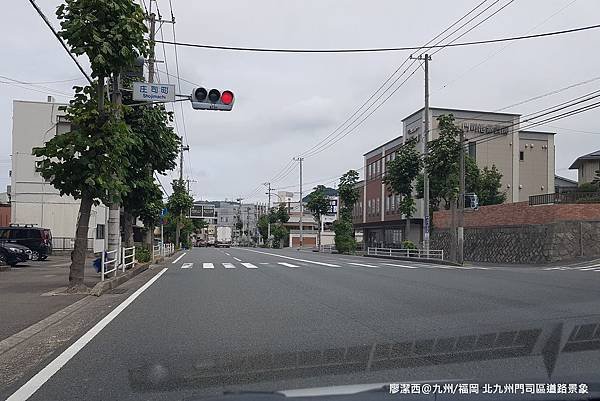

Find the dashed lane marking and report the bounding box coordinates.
[347,262,379,268]
[181,263,193,269]
[203,263,214,269]
[222,263,235,269]
[171,253,186,264]
[241,263,258,269]
[278,262,299,267]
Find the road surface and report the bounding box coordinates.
[4,247,600,400]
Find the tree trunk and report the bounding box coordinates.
[69,192,93,289]
[144,226,153,248]
[175,217,181,249]
[449,197,457,262]
[123,211,134,247]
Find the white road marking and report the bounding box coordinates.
[6,268,168,401]
[278,262,299,267]
[171,253,186,264]
[259,262,269,265]
[233,257,242,262]
[223,263,236,269]
[203,263,214,269]
[347,262,379,268]
[576,265,600,270]
[181,263,193,269]
[225,253,230,256]
[380,263,420,269]
[236,249,340,267]
[543,267,564,270]
[242,263,258,269]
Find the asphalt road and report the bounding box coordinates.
[5,248,600,401]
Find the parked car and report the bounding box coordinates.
[0,242,32,267]
[0,225,53,260]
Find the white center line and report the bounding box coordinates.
[6,268,168,401]
[241,263,258,269]
[347,262,379,268]
[171,253,186,264]
[233,257,242,262]
[222,263,236,269]
[278,262,299,267]
[235,249,340,267]
[259,262,269,265]
[181,263,193,269]
[203,263,214,269]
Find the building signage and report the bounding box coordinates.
[460,121,509,135]
[132,82,176,102]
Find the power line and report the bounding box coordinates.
[0,75,73,96]
[27,0,93,85]
[0,80,71,98]
[155,23,600,53]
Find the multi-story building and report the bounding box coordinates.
[354,107,556,248]
[10,98,109,252]
[190,200,265,244]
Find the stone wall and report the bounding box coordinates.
[431,220,600,264]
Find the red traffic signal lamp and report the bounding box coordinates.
[191,87,235,111]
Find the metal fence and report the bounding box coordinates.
[529,191,600,206]
[367,247,444,260]
[101,249,119,281]
[52,237,94,251]
[319,244,336,253]
[122,246,135,272]
[152,244,161,260]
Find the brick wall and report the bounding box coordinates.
[433,202,600,229]
[0,205,9,226]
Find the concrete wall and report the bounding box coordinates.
[431,221,600,264]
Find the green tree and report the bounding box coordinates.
[477,165,506,206]
[271,224,288,248]
[257,215,270,244]
[192,219,208,233]
[592,169,600,187]
[166,179,193,248]
[33,85,134,290]
[276,203,290,223]
[335,170,360,254]
[121,84,180,246]
[306,185,332,249]
[31,0,148,290]
[383,138,422,240]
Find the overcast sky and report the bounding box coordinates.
[1,0,599,203]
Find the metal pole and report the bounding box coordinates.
[148,12,156,84]
[107,73,122,265]
[423,54,431,252]
[458,129,465,265]
[264,182,271,246]
[179,136,184,181]
[294,157,304,249]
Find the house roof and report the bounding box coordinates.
[554,175,578,186]
[569,149,600,169]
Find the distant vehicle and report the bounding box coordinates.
[0,242,32,267]
[215,226,232,248]
[0,225,52,260]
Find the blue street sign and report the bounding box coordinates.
[160,208,168,217]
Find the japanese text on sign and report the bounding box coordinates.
[132,82,176,102]
[389,383,588,396]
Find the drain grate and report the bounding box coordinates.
[107,288,128,294]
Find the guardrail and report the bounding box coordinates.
[101,249,119,281]
[52,237,94,251]
[367,247,444,260]
[122,246,135,272]
[319,244,336,253]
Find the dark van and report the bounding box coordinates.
[0,225,53,260]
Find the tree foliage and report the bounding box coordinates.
[306,185,331,249]
[56,0,148,78]
[167,179,193,218]
[337,170,359,221]
[477,165,507,206]
[33,84,134,205]
[383,138,422,218]
[333,219,356,254]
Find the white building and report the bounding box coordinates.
[10,98,108,252]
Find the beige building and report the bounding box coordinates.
[10,98,109,252]
[569,149,600,184]
[355,107,556,248]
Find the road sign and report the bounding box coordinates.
[132,82,176,102]
[160,208,168,217]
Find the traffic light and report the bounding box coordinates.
[191,87,235,111]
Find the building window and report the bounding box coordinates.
[367,200,371,215]
[96,224,105,240]
[376,198,380,213]
[385,196,389,212]
[520,151,524,161]
[468,142,476,160]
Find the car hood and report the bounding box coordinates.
[0,242,30,251]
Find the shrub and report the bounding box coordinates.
[135,246,151,263]
[401,240,417,249]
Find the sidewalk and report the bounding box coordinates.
[0,254,100,341]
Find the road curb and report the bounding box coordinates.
[90,262,152,296]
[363,254,463,266]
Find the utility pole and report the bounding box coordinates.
[236,197,244,245]
[107,73,123,263]
[410,53,431,252]
[294,157,304,249]
[263,182,271,246]
[458,130,465,265]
